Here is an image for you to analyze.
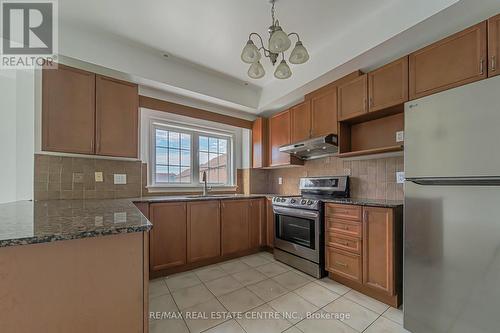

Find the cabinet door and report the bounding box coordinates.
[269,110,292,166]
[150,202,187,271]
[249,199,265,248]
[221,200,250,255]
[187,200,221,263]
[252,117,268,168]
[368,57,408,112]
[311,88,338,137]
[95,75,139,158]
[42,65,95,154]
[338,74,368,121]
[488,14,500,77]
[266,198,275,248]
[290,101,311,142]
[363,207,394,294]
[409,22,487,99]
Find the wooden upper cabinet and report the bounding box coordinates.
[363,207,394,295]
[409,22,487,100]
[338,74,368,121]
[187,201,221,263]
[252,117,268,168]
[249,199,265,248]
[149,202,187,271]
[290,101,311,142]
[488,14,500,77]
[96,75,139,158]
[42,65,96,154]
[368,57,409,112]
[310,87,338,137]
[221,200,250,255]
[269,110,303,167]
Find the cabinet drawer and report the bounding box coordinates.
[326,218,362,238]
[325,204,362,221]
[326,234,361,254]
[326,247,362,283]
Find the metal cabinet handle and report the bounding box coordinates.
[492,56,497,72]
[480,59,485,75]
[369,97,373,108]
[335,261,348,268]
[364,99,367,111]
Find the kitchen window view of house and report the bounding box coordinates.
[152,125,233,187]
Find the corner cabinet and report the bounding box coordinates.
[269,110,303,167]
[488,14,500,77]
[325,203,403,307]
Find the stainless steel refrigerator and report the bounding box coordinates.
[404,75,500,333]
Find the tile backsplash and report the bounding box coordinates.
[34,154,142,200]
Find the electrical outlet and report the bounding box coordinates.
[278,177,283,185]
[396,172,405,184]
[396,131,404,142]
[114,174,127,185]
[343,168,351,176]
[95,172,103,182]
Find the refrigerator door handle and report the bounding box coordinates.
[406,177,500,186]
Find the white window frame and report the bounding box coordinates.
[149,119,235,190]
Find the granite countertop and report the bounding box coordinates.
[132,193,278,203]
[0,199,152,248]
[321,198,404,208]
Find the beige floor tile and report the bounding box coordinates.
[182,298,231,333]
[383,307,404,326]
[272,271,311,291]
[165,271,201,292]
[171,284,215,310]
[149,278,170,298]
[295,309,357,333]
[232,268,267,286]
[256,262,291,277]
[314,277,351,295]
[268,292,319,324]
[246,278,289,302]
[364,316,411,333]
[288,268,316,281]
[282,327,303,333]
[323,297,379,332]
[240,254,271,267]
[294,282,341,307]
[344,290,389,315]
[205,319,246,333]
[195,266,229,282]
[149,317,189,333]
[218,288,265,313]
[219,260,252,274]
[236,304,292,333]
[149,293,178,313]
[257,251,276,261]
[205,275,244,296]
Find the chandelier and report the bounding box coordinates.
[241,0,309,79]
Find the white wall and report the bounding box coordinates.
[0,69,35,204]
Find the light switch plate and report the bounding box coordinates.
[278,177,283,185]
[396,131,404,142]
[114,174,127,185]
[95,172,103,182]
[396,172,405,184]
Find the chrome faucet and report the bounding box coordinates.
[202,171,209,196]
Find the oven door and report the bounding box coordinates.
[273,206,320,263]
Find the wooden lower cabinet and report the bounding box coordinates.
[149,202,187,271]
[221,200,250,255]
[266,197,275,248]
[249,199,265,248]
[325,203,403,307]
[187,201,221,263]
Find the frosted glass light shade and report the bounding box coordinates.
[241,40,261,64]
[289,41,309,64]
[269,27,291,53]
[248,61,265,79]
[274,60,292,79]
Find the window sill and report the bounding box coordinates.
[145,185,238,194]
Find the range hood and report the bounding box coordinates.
[279,134,338,160]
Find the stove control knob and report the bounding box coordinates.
[290,199,296,204]
[281,198,286,203]
[301,199,306,205]
[307,200,314,205]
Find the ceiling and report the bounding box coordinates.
[57,0,500,116]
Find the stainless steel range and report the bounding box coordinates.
[272,176,349,278]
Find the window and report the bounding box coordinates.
[151,123,234,188]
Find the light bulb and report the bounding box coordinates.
[269,27,291,53]
[274,60,292,79]
[248,61,265,79]
[241,40,261,64]
[289,41,309,64]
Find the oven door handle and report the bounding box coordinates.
[273,206,320,219]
